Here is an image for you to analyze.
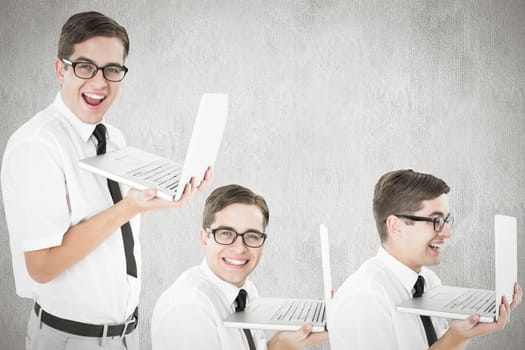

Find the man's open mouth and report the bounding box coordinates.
[223,257,248,266]
[83,92,105,106]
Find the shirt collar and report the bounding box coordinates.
[53,92,105,143]
[200,258,251,310]
[377,246,420,296]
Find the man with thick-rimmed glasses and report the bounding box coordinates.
[151,184,328,349]
[1,11,210,350]
[329,169,522,350]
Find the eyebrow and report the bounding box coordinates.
[71,56,124,67]
[426,211,449,217]
[212,225,265,234]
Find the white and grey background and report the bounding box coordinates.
[1,1,524,349]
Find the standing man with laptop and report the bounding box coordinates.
[1,11,210,350]
[329,169,522,350]
[151,184,328,349]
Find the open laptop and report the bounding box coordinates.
[397,214,517,323]
[79,94,228,201]
[223,224,333,332]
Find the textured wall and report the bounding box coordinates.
[1,1,524,349]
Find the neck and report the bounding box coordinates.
[381,243,422,273]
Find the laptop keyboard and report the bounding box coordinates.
[271,300,325,323]
[444,290,496,314]
[128,160,182,191]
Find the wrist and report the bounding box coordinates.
[436,329,469,350]
[117,195,142,218]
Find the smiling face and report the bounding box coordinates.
[55,36,125,124]
[384,194,453,272]
[200,203,266,287]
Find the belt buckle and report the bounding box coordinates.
[120,317,136,338]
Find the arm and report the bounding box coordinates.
[25,167,212,283]
[3,134,213,283]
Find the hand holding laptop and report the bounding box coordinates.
[439,291,519,350]
[509,282,523,312]
[124,166,213,211]
[267,324,329,350]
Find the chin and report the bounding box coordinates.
[426,259,441,267]
[77,112,104,125]
[220,270,248,286]
[226,277,246,288]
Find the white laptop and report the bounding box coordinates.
[397,214,517,323]
[223,224,333,332]
[79,94,228,201]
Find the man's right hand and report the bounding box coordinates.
[431,292,516,350]
[267,324,328,350]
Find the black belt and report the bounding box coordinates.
[34,303,138,338]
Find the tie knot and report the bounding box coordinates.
[235,289,248,312]
[413,275,425,298]
[93,124,107,155]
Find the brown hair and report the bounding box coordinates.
[58,11,129,59]
[373,169,450,242]
[203,185,269,230]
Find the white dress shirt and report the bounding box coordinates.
[1,92,141,323]
[329,246,449,350]
[151,259,267,350]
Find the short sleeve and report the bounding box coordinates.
[2,138,69,251]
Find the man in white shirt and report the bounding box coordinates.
[1,11,209,350]
[151,184,328,349]
[329,169,522,350]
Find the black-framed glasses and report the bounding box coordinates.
[205,227,267,248]
[393,213,454,232]
[61,58,128,82]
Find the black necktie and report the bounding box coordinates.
[413,275,437,346]
[92,124,137,278]
[235,289,256,350]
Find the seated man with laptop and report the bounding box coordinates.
[329,169,522,350]
[151,184,328,349]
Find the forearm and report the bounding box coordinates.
[429,330,468,350]
[25,197,141,283]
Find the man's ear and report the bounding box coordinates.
[385,215,404,240]
[55,58,65,84]
[199,228,209,248]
